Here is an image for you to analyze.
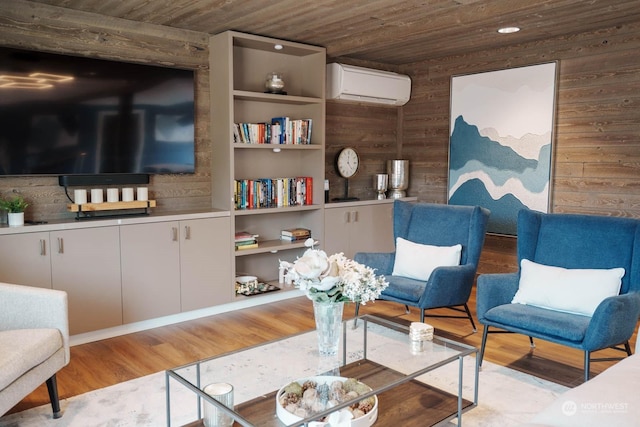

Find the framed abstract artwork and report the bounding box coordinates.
[448,62,558,235]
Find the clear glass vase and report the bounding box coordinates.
[312,300,344,356]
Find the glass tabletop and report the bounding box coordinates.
[166,315,478,427]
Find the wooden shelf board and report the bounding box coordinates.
[233,143,321,150]
[235,238,309,256]
[234,204,322,216]
[67,200,156,213]
[234,90,322,105]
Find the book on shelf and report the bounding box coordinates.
[281,227,311,238]
[281,227,311,242]
[280,235,310,242]
[236,239,258,246]
[235,242,259,250]
[235,231,259,243]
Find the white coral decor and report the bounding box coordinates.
[279,238,388,304]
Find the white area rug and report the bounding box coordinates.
[0,357,567,427]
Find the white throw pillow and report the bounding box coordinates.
[391,237,462,281]
[512,259,625,317]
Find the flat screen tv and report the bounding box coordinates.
[0,47,195,176]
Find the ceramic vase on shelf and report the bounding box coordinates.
[313,300,344,356]
[8,212,24,227]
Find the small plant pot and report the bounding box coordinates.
[8,212,24,227]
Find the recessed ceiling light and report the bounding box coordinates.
[274,44,283,50]
[498,26,520,34]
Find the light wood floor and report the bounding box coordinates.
[9,289,639,415]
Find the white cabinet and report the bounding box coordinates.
[120,221,181,323]
[180,217,232,311]
[210,31,326,289]
[0,211,231,334]
[0,231,52,289]
[120,216,232,322]
[324,202,395,259]
[50,227,122,334]
[0,227,123,334]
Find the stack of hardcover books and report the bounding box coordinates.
[280,227,311,242]
[235,231,259,250]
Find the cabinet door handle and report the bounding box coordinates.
[171,227,178,242]
[185,225,191,240]
[57,237,64,254]
[351,210,358,222]
[345,211,351,223]
[40,239,47,256]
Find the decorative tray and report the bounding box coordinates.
[236,283,280,297]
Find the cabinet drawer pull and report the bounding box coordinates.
[171,227,178,241]
[185,225,191,240]
[40,239,47,256]
[351,210,359,222]
[57,237,64,254]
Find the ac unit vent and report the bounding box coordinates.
[326,63,411,106]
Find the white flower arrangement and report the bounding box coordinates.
[279,238,388,304]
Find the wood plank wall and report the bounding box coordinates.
[0,1,211,221]
[325,100,399,201]
[397,21,640,273]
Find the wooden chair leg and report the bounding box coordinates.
[46,374,62,419]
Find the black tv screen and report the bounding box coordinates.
[0,47,195,176]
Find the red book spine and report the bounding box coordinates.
[305,176,313,205]
[248,179,254,209]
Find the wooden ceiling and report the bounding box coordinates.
[27,0,640,64]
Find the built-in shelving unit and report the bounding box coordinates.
[210,31,326,296]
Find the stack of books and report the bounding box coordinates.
[235,231,259,250]
[281,228,311,242]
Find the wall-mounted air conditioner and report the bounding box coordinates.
[326,63,411,106]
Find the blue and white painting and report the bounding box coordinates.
[448,62,557,235]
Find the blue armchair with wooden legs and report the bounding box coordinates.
[477,209,640,382]
[354,200,489,330]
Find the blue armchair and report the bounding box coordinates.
[477,209,640,382]
[354,200,489,330]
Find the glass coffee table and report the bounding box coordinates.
[166,315,478,426]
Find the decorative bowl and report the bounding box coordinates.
[275,376,378,427]
[235,276,258,294]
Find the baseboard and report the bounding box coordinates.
[69,289,301,346]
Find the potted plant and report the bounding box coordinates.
[0,195,29,227]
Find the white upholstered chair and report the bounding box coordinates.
[0,282,70,419]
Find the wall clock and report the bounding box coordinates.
[334,147,360,201]
[336,147,360,179]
